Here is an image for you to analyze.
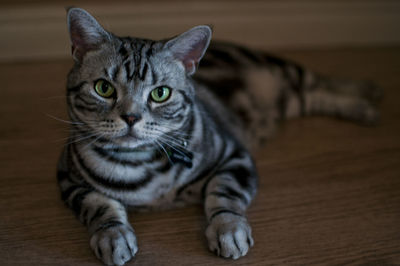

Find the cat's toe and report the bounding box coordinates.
[206,213,253,259]
[90,223,138,266]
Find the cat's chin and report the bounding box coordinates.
[100,135,155,151]
[110,130,142,143]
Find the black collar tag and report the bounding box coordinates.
[167,148,193,168]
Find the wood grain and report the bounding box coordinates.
[0,47,399,265]
[1,1,400,62]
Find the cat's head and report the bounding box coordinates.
[66,8,211,150]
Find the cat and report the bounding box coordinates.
[57,7,381,266]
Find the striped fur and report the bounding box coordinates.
[59,8,381,265]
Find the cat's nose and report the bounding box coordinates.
[121,114,141,127]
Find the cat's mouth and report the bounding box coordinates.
[105,127,157,149]
[115,126,139,139]
[113,129,153,146]
[104,133,152,151]
[119,131,138,140]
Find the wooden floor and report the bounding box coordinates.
[0,47,399,265]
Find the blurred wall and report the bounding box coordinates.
[0,0,399,62]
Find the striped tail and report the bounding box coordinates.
[195,42,382,150]
[275,61,382,125]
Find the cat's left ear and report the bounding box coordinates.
[67,7,111,62]
[165,25,212,75]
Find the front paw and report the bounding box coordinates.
[90,222,138,266]
[205,212,254,259]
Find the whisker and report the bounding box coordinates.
[144,128,198,155]
[81,132,107,151]
[156,125,194,137]
[158,135,186,148]
[157,138,188,158]
[157,135,200,155]
[162,130,193,138]
[155,123,187,131]
[65,132,99,146]
[45,113,84,125]
[154,140,173,165]
[148,127,193,140]
[158,135,194,152]
[51,130,93,143]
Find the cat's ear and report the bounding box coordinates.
[67,7,111,62]
[165,25,212,75]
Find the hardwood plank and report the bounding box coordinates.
[0,47,399,265]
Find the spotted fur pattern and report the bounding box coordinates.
[58,8,381,266]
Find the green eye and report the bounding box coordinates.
[94,80,115,98]
[150,86,171,103]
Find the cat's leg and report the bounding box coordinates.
[57,170,138,266]
[203,148,257,259]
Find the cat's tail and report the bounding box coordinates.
[279,64,383,126]
[240,53,383,151]
[196,42,383,150]
[201,42,383,126]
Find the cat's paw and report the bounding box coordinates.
[205,212,254,259]
[90,222,138,266]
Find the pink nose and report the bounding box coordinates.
[121,114,141,127]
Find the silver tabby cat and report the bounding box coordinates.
[57,8,381,266]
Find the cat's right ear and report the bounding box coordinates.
[67,7,110,62]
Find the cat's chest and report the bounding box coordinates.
[105,163,202,209]
[78,144,206,209]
